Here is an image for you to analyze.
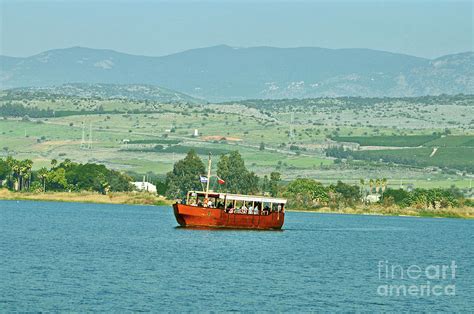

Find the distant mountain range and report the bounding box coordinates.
[1,45,473,101]
[3,83,203,104]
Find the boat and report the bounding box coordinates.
[172,155,286,230]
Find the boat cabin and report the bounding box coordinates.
[185,191,287,215]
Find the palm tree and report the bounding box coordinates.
[381,178,388,198]
[6,156,19,191]
[23,159,33,191]
[38,167,49,192]
[369,179,374,194]
[10,159,21,191]
[19,161,28,191]
[51,159,58,169]
[375,179,381,194]
[359,179,365,197]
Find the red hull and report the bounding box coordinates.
[173,204,284,230]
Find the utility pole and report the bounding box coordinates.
[88,122,92,149]
[80,121,86,149]
[289,112,294,139]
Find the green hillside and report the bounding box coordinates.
[332,135,439,147]
[424,135,474,147]
[1,92,473,190]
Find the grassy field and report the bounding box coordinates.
[332,134,474,148]
[424,135,474,147]
[332,135,439,147]
[1,93,473,190]
[330,134,474,172]
[351,147,473,171]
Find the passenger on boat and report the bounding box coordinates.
[207,200,213,208]
[277,204,282,212]
[263,205,270,215]
[248,205,254,215]
[254,205,259,215]
[241,204,248,214]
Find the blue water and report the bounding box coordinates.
[0,200,473,311]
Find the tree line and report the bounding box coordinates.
[164,150,470,210]
[1,151,470,211]
[165,150,280,199]
[284,178,469,210]
[224,94,474,111]
[0,103,56,118]
[0,157,132,194]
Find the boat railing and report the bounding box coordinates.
[223,208,277,215]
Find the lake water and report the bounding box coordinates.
[1,200,473,311]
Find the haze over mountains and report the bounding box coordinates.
[1,45,472,102]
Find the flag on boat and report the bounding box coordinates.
[217,176,225,185]
[200,176,208,183]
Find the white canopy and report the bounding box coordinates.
[219,193,286,204]
[189,191,287,204]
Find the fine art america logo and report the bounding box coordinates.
[377,260,457,297]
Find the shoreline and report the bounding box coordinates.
[286,206,474,219]
[0,189,172,206]
[1,189,472,219]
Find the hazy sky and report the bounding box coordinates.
[1,0,472,59]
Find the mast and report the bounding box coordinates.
[205,153,211,199]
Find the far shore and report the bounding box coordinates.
[0,189,172,206]
[1,189,472,219]
[287,206,474,219]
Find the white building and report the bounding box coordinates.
[364,194,381,203]
[132,181,157,193]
